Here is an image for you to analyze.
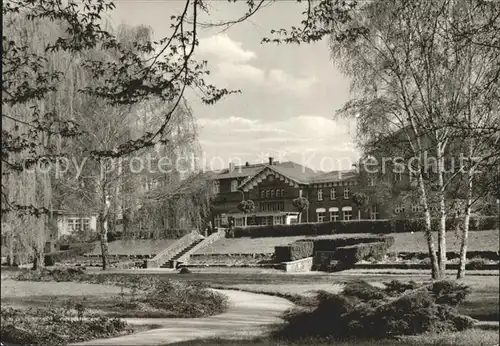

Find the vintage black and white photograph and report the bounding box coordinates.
[1,0,499,345]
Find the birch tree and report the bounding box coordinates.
[262,0,499,279]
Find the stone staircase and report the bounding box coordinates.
[144,229,226,269]
[160,238,204,268]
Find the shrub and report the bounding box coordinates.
[342,280,386,301]
[467,257,489,269]
[146,279,229,317]
[178,267,191,274]
[430,280,471,306]
[15,267,87,282]
[44,253,59,266]
[275,241,314,262]
[275,279,476,341]
[383,280,421,295]
[1,305,128,345]
[334,242,388,266]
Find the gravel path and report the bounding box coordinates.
[71,289,294,345]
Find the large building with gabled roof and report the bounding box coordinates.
[208,157,362,227]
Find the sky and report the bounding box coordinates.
[109,0,359,172]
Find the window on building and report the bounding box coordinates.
[261,190,265,199]
[261,216,268,225]
[281,188,285,197]
[276,188,280,197]
[316,208,326,222]
[370,205,380,220]
[230,180,238,192]
[68,217,91,232]
[82,218,90,231]
[342,206,353,221]
[394,171,403,182]
[343,187,350,199]
[271,189,275,198]
[266,190,270,198]
[317,189,323,201]
[395,203,405,214]
[317,212,325,222]
[273,215,283,225]
[329,207,339,221]
[330,188,336,200]
[213,180,220,194]
[234,217,245,227]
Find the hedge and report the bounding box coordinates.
[230,216,498,238]
[275,241,314,262]
[44,244,95,266]
[334,242,388,266]
[106,228,192,241]
[298,235,394,252]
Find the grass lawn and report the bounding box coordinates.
[165,328,499,346]
[194,230,499,255]
[119,269,498,322]
[85,239,178,256]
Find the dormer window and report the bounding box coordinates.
[230,180,238,192]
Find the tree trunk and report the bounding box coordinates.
[8,234,14,266]
[99,213,110,270]
[32,247,44,270]
[458,146,474,279]
[436,144,447,276]
[417,170,440,279]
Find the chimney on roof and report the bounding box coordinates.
[245,162,249,167]
[269,157,274,165]
[229,162,235,172]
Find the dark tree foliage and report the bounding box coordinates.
[2,0,238,214]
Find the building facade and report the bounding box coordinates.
[50,211,98,240]
[208,157,365,227]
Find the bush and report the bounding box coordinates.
[342,280,386,301]
[467,257,489,269]
[430,280,471,306]
[15,267,87,282]
[1,305,128,345]
[275,241,314,262]
[275,279,476,341]
[383,280,421,295]
[178,267,191,274]
[44,253,59,266]
[334,242,388,266]
[145,279,229,317]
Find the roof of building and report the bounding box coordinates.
[308,169,358,184]
[207,164,265,180]
[208,159,358,189]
